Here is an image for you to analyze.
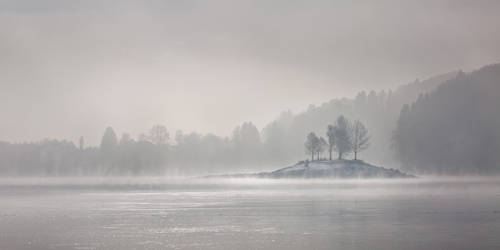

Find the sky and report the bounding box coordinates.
[1,0,500,145]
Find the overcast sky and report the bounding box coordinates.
[1,0,500,145]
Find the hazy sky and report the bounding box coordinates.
[1,0,500,145]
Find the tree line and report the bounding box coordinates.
[392,64,500,174]
[304,115,370,161]
[0,115,370,176]
[0,122,265,176]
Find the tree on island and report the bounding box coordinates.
[304,132,320,161]
[352,120,370,160]
[318,137,327,160]
[326,125,335,160]
[332,115,352,160]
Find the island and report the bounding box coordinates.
[206,159,414,179]
[206,115,414,179]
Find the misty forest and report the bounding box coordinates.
[4,1,500,250]
[1,64,499,176]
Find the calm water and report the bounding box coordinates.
[1,177,500,250]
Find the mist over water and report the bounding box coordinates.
[2,1,500,249]
[1,177,500,250]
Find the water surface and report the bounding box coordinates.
[1,177,500,250]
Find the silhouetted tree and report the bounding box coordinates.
[352,120,370,160]
[333,115,352,160]
[305,132,319,161]
[318,137,327,160]
[326,125,335,160]
[100,127,118,153]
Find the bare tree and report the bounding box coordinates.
[149,125,169,145]
[318,137,327,160]
[304,132,319,161]
[333,115,352,160]
[352,120,370,160]
[326,125,335,160]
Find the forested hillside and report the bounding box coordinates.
[393,64,500,174]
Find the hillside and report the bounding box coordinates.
[393,64,500,174]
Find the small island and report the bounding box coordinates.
[260,159,413,178]
[208,159,413,179]
[208,115,414,179]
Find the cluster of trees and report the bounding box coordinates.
[392,64,500,174]
[304,116,370,161]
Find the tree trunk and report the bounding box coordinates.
[338,152,342,160]
[329,148,332,161]
[354,151,357,160]
[311,152,314,161]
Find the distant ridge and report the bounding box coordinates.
[391,70,459,106]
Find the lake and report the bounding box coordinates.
[1,177,500,250]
